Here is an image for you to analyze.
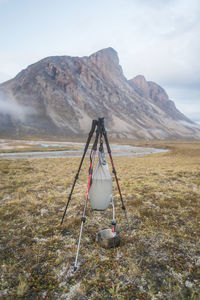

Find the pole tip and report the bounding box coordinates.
[74,266,77,272]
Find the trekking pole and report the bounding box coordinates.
[102,122,130,229]
[74,121,101,271]
[60,120,98,225]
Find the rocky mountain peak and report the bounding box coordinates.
[129,75,170,104]
[88,47,123,83]
[89,47,119,64]
[132,74,147,84]
[0,48,199,139]
[129,75,192,122]
[129,75,149,97]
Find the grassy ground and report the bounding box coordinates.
[0,141,200,299]
[0,146,80,154]
[0,141,81,153]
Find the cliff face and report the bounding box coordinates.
[0,47,199,139]
[129,75,190,122]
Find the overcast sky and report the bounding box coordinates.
[0,0,199,123]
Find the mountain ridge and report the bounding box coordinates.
[0,47,199,139]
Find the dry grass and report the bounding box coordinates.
[0,142,81,153]
[0,141,200,299]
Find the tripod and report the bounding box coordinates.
[60,117,129,271]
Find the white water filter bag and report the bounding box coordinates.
[89,152,113,210]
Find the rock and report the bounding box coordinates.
[0,48,200,139]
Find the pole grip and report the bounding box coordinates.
[89,120,98,136]
[92,120,101,151]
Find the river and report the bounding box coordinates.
[0,143,167,159]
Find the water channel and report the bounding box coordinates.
[0,143,168,159]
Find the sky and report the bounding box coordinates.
[0,0,199,123]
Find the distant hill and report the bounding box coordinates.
[0,47,199,139]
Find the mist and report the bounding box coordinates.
[0,94,34,121]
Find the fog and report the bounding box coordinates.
[0,94,34,121]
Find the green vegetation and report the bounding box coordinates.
[0,141,200,299]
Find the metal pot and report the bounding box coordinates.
[96,228,120,249]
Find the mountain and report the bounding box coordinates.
[0,47,199,139]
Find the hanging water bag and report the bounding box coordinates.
[89,151,112,210]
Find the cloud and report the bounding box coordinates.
[0,0,199,123]
[103,1,198,88]
[0,100,25,120]
[165,85,200,123]
[0,92,34,121]
[0,51,43,84]
[1,0,200,89]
